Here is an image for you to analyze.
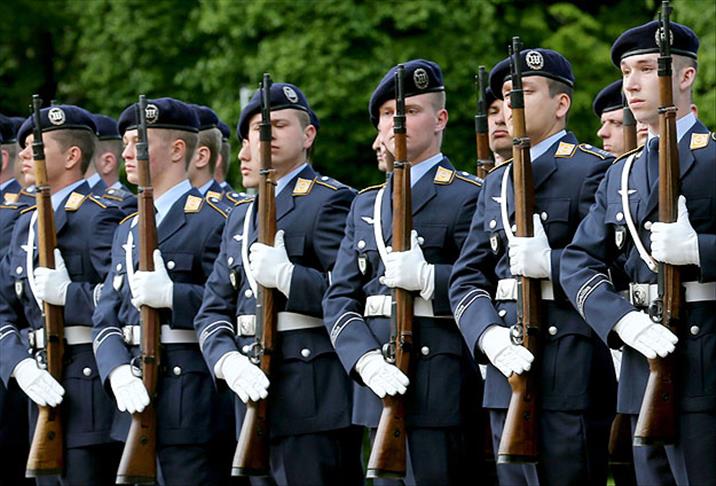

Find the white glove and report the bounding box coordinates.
[109,364,150,414]
[13,358,64,407]
[479,325,534,378]
[382,230,435,299]
[509,214,552,279]
[613,311,678,359]
[249,230,294,297]
[129,249,174,310]
[355,350,409,398]
[214,351,270,404]
[650,195,700,266]
[33,248,71,306]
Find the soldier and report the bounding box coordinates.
[194,82,362,485]
[485,87,512,165]
[215,119,235,194]
[91,114,137,216]
[593,80,628,156]
[449,49,617,485]
[91,97,234,483]
[371,133,389,173]
[323,59,482,484]
[190,104,226,198]
[560,20,715,485]
[0,105,125,484]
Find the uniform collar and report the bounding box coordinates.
[219,180,228,188]
[0,178,16,191]
[85,172,102,188]
[530,130,566,162]
[276,162,308,196]
[154,179,192,226]
[197,178,215,196]
[51,179,86,211]
[647,111,697,145]
[411,152,443,188]
[110,181,123,190]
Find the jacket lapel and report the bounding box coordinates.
[157,190,189,245]
[55,181,91,235]
[411,160,442,216]
[276,165,315,222]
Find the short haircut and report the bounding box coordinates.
[546,78,573,100]
[93,139,123,166]
[428,91,447,112]
[159,129,198,168]
[220,140,231,177]
[1,143,17,169]
[52,129,96,173]
[197,127,222,172]
[293,110,315,160]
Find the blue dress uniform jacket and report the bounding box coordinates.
[92,187,229,446]
[101,184,138,217]
[323,157,481,429]
[449,132,616,412]
[0,185,34,252]
[195,164,356,438]
[0,181,124,448]
[561,122,716,414]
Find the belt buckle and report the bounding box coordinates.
[122,326,135,345]
[629,283,650,308]
[28,330,35,348]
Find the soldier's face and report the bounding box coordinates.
[597,109,625,155]
[245,109,315,173]
[238,138,260,189]
[122,129,174,185]
[487,99,511,156]
[502,77,568,145]
[371,133,389,173]
[377,93,447,164]
[621,54,660,126]
[18,132,66,187]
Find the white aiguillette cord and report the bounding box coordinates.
[25,210,42,310]
[240,202,258,296]
[620,152,657,272]
[372,187,390,264]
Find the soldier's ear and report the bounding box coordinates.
[555,93,571,121]
[302,124,317,150]
[435,108,448,132]
[678,65,696,93]
[64,145,83,171]
[192,145,211,169]
[170,138,186,164]
[1,149,8,173]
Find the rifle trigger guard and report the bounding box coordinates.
[247,341,264,365]
[381,342,396,364]
[509,324,524,346]
[648,298,664,323]
[34,349,48,370]
[129,356,143,378]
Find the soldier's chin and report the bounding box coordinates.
[126,172,139,185]
[23,174,36,186]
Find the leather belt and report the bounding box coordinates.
[619,281,716,308]
[122,325,199,345]
[495,278,555,301]
[236,312,325,337]
[363,295,450,319]
[30,326,92,348]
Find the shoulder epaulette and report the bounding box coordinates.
[103,187,134,202]
[205,194,231,219]
[21,205,37,215]
[292,177,315,196]
[485,159,512,178]
[711,132,715,142]
[0,202,24,210]
[233,196,254,207]
[64,192,87,212]
[578,143,612,160]
[433,166,455,185]
[225,191,246,204]
[20,187,36,197]
[184,195,204,213]
[3,193,19,204]
[119,211,138,225]
[612,144,643,165]
[87,194,109,209]
[454,171,482,187]
[555,141,577,158]
[358,182,386,195]
[206,190,223,201]
[690,133,710,150]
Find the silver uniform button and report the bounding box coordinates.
[420,346,430,356]
[616,212,624,222]
[541,211,548,221]
[82,367,92,377]
[498,309,507,318]
[548,326,558,336]
[417,236,425,245]
[241,345,250,354]
[167,260,176,270]
[644,221,653,230]
[489,219,497,229]
[461,171,469,176]
[173,366,182,376]
[15,266,22,275]
[227,256,234,266]
[357,240,366,250]
[116,263,122,272]
[244,289,253,298]
[300,348,311,358]
[690,325,700,336]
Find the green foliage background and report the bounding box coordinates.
[1,0,713,189]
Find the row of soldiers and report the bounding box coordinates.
[0,15,714,486]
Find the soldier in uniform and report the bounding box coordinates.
[0,105,125,484]
[91,114,137,216]
[593,80,628,156]
[485,87,512,166]
[560,20,716,486]
[449,49,617,485]
[194,82,362,485]
[371,133,390,174]
[0,114,25,202]
[189,104,226,198]
[323,59,483,484]
[91,97,234,484]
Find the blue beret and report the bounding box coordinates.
[217,120,231,142]
[489,48,574,100]
[611,20,699,67]
[369,59,445,127]
[485,86,498,108]
[118,97,200,135]
[17,105,97,149]
[237,82,319,140]
[190,104,220,131]
[92,114,121,141]
[0,114,15,144]
[593,80,624,117]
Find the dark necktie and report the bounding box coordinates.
[645,137,659,189]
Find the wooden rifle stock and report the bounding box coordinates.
[233,74,278,477]
[497,38,542,465]
[634,0,680,446]
[116,95,162,485]
[26,94,65,478]
[475,66,493,179]
[366,65,413,479]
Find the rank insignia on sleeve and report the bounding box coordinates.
[690,133,709,150]
[64,192,87,211]
[184,195,203,213]
[433,166,455,185]
[555,142,576,158]
[292,178,314,196]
